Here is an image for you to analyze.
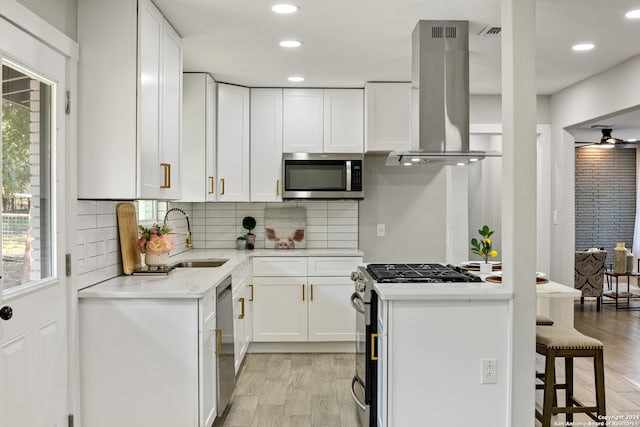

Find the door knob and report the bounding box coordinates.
[0,306,13,320]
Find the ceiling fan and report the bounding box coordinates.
[575,128,639,148]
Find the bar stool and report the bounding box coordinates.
[536,315,554,326]
[535,325,606,427]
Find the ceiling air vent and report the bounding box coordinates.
[478,25,501,38]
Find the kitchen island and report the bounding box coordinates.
[371,273,579,427]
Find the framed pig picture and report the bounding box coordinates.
[264,207,306,249]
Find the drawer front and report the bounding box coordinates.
[252,257,307,277]
[199,287,216,331]
[307,257,362,276]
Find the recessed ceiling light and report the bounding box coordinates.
[625,9,640,18]
[272,4,299,14]
[572,43,595,51]
[288,76,304,82]
[279,40,302,48]
[456,162,465,166]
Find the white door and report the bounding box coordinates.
[323,89,364,153]
[252,277,308,342]
[250,88,283,202]
[307,277,356,341]
[0,18,68,427]
[283,89,323,153]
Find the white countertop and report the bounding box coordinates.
[78,248,363,299]
[374,273,579,301]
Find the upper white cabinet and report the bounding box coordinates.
[250,89,283,202]
[217,83,250,202]
[283,89,324,153]
[78,0,182,200]
[323,89,364,153]
[364,83,411,152]
[283,89,364,153]
[181,73,217,202]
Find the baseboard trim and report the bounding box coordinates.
[247,341,355,353]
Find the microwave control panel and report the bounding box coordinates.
[351,161,362,191]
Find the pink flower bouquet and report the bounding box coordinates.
[137,223,175,254]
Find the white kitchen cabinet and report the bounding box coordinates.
[181,73,217,202]
[79,287,218,427]
[78,0,182,200]
[283,89,364,153]
[323,89,364,153]
[283,89,324,153]
[307,276,356,341]
[250,88,283,201]
[364,83,411,152]
[376,298,509,427]
[217,83,250,201]
[251,256,361,342]
[232,258,252,373]
[252,276,309,341]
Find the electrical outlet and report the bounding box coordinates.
[481,359,497,384]
[376,224,385,237]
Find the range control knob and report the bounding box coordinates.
[354,281,366,293]
[0,306,13,321]
[350,271,364,282]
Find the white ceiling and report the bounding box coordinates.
[153,0,640,139]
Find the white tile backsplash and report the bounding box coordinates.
[75,199,359,289]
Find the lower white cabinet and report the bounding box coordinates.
[79,289,217,427]
[252,276,309,341]
[232,258,252,373]
[251,256,361,342]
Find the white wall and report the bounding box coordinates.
[550,55,640,285]
[17,0,77,40]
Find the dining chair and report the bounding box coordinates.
[575,250,607,311]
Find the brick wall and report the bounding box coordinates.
[575,147,636,265]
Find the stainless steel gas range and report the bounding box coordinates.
[349,263,482,427]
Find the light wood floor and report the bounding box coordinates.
[535,299,640,426]
[222,353,359,427]
[225,301,640,427]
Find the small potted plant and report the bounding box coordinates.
[471,225,498,274]
[137,223,175,268]
[242,216,257,250]
[236,235,247,250]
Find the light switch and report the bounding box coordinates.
[377,224,385,237]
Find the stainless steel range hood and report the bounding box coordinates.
[386,20,494,166]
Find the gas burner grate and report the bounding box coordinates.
[366,263,482,283]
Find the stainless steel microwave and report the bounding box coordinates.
[282,153,364,199]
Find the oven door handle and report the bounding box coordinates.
[350,375,367,411]
[350,292,366,314]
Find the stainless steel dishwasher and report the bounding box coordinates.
[214,276,235,425]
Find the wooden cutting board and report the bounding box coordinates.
[117,202,141,275]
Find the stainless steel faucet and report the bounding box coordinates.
[163,207,192,249]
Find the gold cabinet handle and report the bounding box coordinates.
[220,178,225,195]
[302,284,305,301]
[249,284,254,301]
[310,284,313,301]
[239,297,245,319]
[208,176,215,194]
[276,179,280,196]
[160,163,171,188]
[371,333,378,361]
[215,328,223,355]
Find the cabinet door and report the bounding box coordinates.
[323,89,364,153]
[233,289,245,374]
[307,277,356,341]
[252,277,308,341]
[217,83,250,201]
[138,0,163,199]
[181,73,217,202]
[364,83,411,152]
[242,283,253,357]
[283,89,323,153]
[250,88,283,201]
[200,320,217,427]
[159,20,182,200]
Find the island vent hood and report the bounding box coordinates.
[386,20,495,166]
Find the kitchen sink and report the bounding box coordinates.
[170,259,228,269]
